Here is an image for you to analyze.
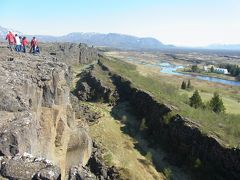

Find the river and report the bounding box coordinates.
[126,57,240,87]
[159,63,240,87]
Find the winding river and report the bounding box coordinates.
[126,57,240,87]
[159,63,240,87]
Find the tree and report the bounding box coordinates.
[210,66,214,73]
[191,65,199,72]
[209,92,225,113]
[187,79,192,89]
[189,90,204,108]
[181,81,187,89]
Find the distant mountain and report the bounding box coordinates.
[0,25,173,50]
[207,44,240,50]
[34,32,172,50]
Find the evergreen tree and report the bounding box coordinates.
[189,90,204,108]
[210,66,214,73]
[209,92,225,113]
[187,79,191,89]
[191,65,199,72]
[181,81,187,89]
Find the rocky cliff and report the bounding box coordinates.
[0,46,95,179]
[1,43,240,179]
[75,59,240,180]
[40,42,99,65]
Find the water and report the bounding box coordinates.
[126,57,240,86]
[159,63,240,87]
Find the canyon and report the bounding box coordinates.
[0,43,239,179]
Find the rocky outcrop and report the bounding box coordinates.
[74,66,118,105]
[0,153,61,179]
[41,43,99,65]
[0,53,92,179]
[87,142,120,180]
[76,60,240,180]
[71,95,102,125]
[69,166,97,180]
[111,70,240,180]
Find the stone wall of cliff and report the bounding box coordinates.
[75,60,240,180]
[0,52,92,179]
[40,42,99,65]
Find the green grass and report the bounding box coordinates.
[91,64,115,89]
[100,57,240,147]
[88,103,165,180]
[180,90,240,115]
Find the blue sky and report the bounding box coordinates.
[0,0,240,46]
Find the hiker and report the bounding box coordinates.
[5,31,15,51]
[19,36,22,50]
[30,37,37,54]
[35,46,40,54]
[21,37,28,53]
[14,34,21,52]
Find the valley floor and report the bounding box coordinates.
[86,102,192,180]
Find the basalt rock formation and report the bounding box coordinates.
[0,44,96,179]
[75,60,240,180]
[1,41,240,179]
[41,42,99,65]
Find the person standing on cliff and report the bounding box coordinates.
[30,37,37,54]
[5,31,15,51]
[21,37,28,53]
[14,34,21,52]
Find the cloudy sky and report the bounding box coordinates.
[0,0,240,46]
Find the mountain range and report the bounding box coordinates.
[1,26,240,50]
[0,26,171,50]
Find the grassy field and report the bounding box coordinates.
[100,57,240,147]
[87,103,166,180]
[87,102,193,180]
[179,90,240,115]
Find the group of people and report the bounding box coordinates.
[5,31,40,54]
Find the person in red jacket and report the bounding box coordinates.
[21,37,28,53]
[5,31,15,51]
[30,37,37,54]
